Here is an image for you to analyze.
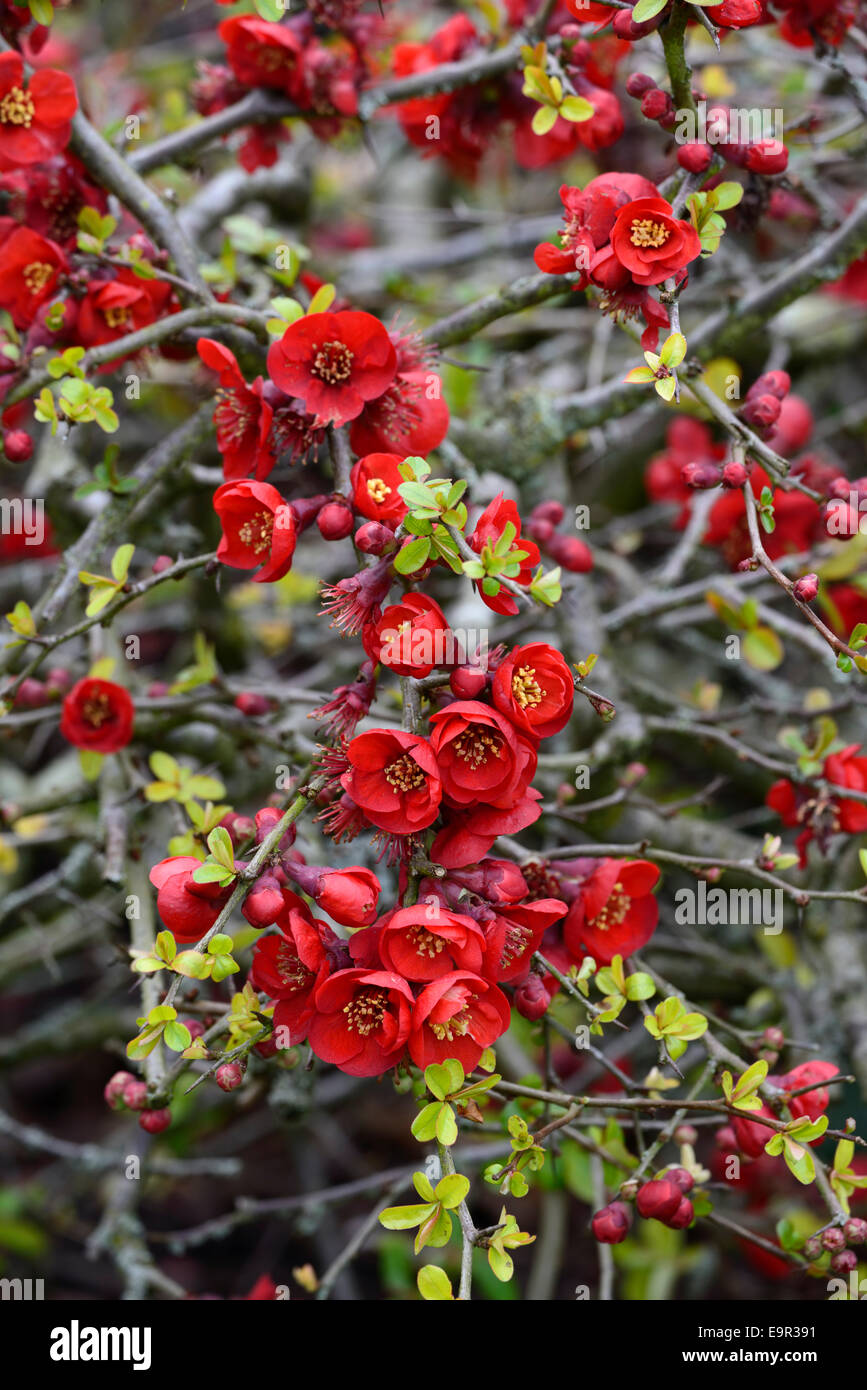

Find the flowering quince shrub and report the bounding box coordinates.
[2,0,867,1317]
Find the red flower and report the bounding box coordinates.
[822,744,867,833]
[429,700,537,809]
[365,593,451,678]
[533,173,659,281]
[703,467,820,567]
[492,642,574,740]
[431,792,543,870]
[0,222,66,328]
[780,1060,840,1122]
[250,907,335,1044]
[340,728,442,834]
[60,677,134,753]
[75,268,174,354]
[714,0,764,26]
[218,15,308,101]
[213,479,297,582]
[0,54,77,170]
[610,197,702,287]
[149,856,234,944]
[378,904,486,981]
[350,452,408,527]
[349,370,449,457]
[308,967,414,1076]
[468,493,540,616]
[409,969,511,1071]
[286,860,381,927]
[267,310,397,426]
[563,858,660,965]
[198,338,275,481]
[482,898,567,983]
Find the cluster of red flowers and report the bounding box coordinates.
[571,0,856,48]
[534,173,700,349]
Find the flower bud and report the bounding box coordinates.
[122,1080,149,1111]
[678,142,713,174]
[636,1179,683,1223]
[547,534,593,572]
[530,500,565,527]
[3,430,33,463]
[514,973,551,1022]
[721,461,749,489]
[745,139,789,176]
[591,1201,633,1244]
[152,554,174,574]
[216,1063,244,1091]
[641,89,672,121]
[625,73,656,98]
[104,1071,136,1110]
[242,872,286,929]
[747,371,790,402]
[792,573,819,604]
[234,691,271,716]
[449,665,488,699]
[741,393,782,430]
[317,501,355,541]
[844,1218,867,1245]
[821,1226,846,1253]
[354,521,395,555]
[668,1196,695,1230]
[287,861,381,927]
[831,1249,858,1274]
[664,1167,695,1194]
[681,460,721,490]
[139,1108,172,1134]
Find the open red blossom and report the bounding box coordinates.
[0,221,66,327]
[482,898,567,983]
[378,904,486,981]
[350,369,449,457]
[775,0,855,48]
[213,480,297,582]
[341,728,442,834]
[780,1060,840,1122]
[0,53,77,170]
[308,967,414,1076]
[60,678,134,754]
[492,642,574,739]
[149,856,234,945]
[610,197,702,287]
[431,792,543,870]
[365,593,451,678]
[408,969,511,1071]
[703,467,820,567]
[198,339,275,481]
[267,310,397,426]
[250,907,336,1045]
[429,700,537,809]
[218,15,308,102]
[286,860,381,927]
[563,858,660,965]
[714,0,764,26]
[468,494,540,616]
[350,452,408,527]
[822,745,867,832]
[533,173,658,281]
[75,269,174,353]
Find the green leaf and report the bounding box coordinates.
[28,0,54,24]
[435,1173,470,1209]
[393,536,432,575]
[632,0,670,20]
[654,376,677,402]
[149,751,180,784]
[560,95,594,123]
[624,366,657,385]
[206,826,235,871]
[531,105,559,136]
[417,1265,454,1301]
[710,181,744,211]
[435,1103,458,1147]
[743,626,784,671]
[659,333,687,369]
[379,1202,436,1231]
[173,951,212,979]
[163,1021,192,1052]
[111,544,134,584]
[411,1102,442,1142]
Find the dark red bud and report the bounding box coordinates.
[139,1107,172,1133]
[591,1201,633,1244]
[792,573,819,603]
[317,501,355,541]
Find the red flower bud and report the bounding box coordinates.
[152,555,173,574]
[104,1071,136,1110]
[745,139,789,176]
[139,1108,172,1134]
[721,461,749,489]
[354,521,395,555]
[547,534,593,572]
[636,1179,682,1223]
[844,1218,867,1245]
[678,142,713,174]
[792,573,819,603]
[449,665,488,699]
[13,678,47,709]
[122,1081,149,1111]
[514,973,551,1022]
[317,500,355,540]
[822,1227,846,1253]
[641,89,672,121]
[831,1250,858,1274]
[3,429,33,462]
[591,1201,633,1244]
[681,460,721,490]
[242,872,286,929]
[234,691,271,716]
[626,73,657,98]
[530,500,565,527]
[665,1167,695,1194]
[669,1196,695,1230]
[528,517,555,545]
[216,1063,244,1091]
[747,370,790,402]
[741,394,782,430]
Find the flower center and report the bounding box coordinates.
[238,509,274,555]
[430,1005,472,1042]
[501,920,532,967]
[311,340,354,384]
[276,942,313,993]
[366,477,391,504]
[215,388,254,446]
[408,924,445,959]
[23,260,54,294]
[629,218,671,249]
[591,881,630,932]
[453,727,500,769]
[343,987,387,1036]
[82,693,111,728]
[0,86,35,127]
[384,753,426,792]
[511,665,545,709]
[103,305,132,329]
